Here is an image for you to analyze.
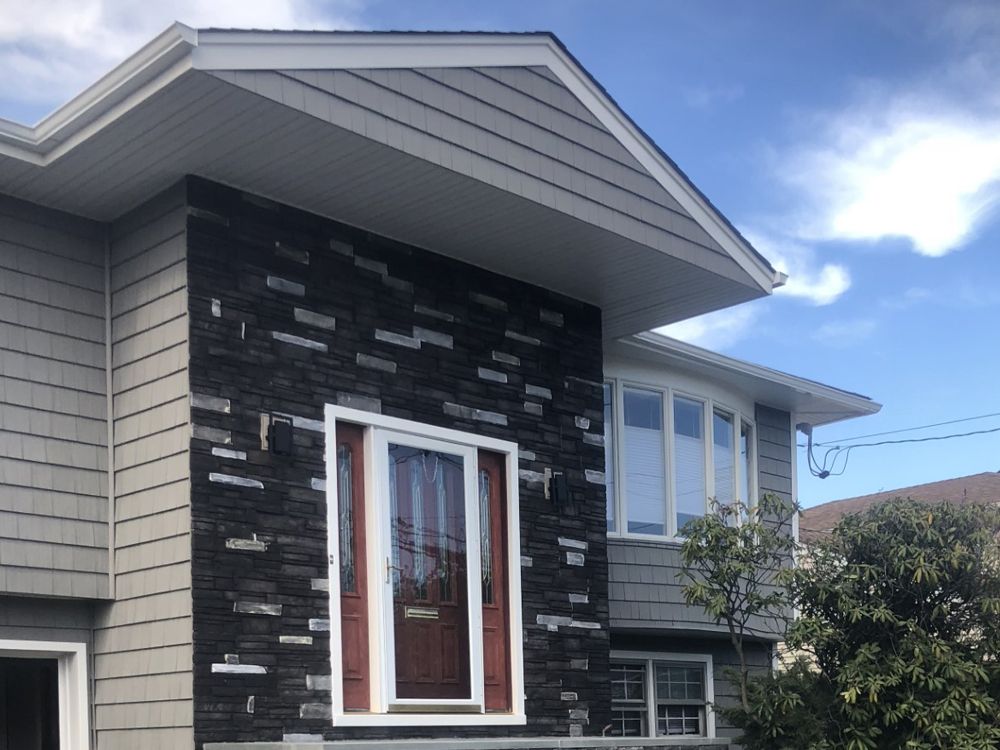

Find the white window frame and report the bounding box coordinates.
[610,650,716,739]
[0,639,90,750]
[324,404,525,727]
[606,377,757,542]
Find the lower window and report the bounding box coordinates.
[610,653,714,738]
[325,405,525,726]
[0,641,89,750]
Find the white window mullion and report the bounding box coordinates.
[661,388,671,539]
[704,399,714,513]
[645,657,657,738]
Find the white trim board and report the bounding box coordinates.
[0,639,90,750]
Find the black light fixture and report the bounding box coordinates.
[267,415,294,455]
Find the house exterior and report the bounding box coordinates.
[0,24,877,750]
[800,471,1000,543]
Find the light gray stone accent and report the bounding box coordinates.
[470,292,507,310]
[357,353,397,373]
[575,416,591,430]
[226,537,267,552]
[246,695,255,714]
[310,477,326,492]
[355,256,388,275]
[310,578,329,592]
[505,330,541,345]
[188,206,228,225]
[382,276,413,293]
[192,393,231,413]
[193,424,232,444]
[300,703,332,720]
[211,298,222,317]
[566,551,585,566]
[558,537,588,550]
[525,384,552,399]
[566,375,603,390]
[329,238,354,257]
[585,469,605,484]
[540,308,565,326]
[283,414,323,432]
[272,331,328,352]
[211,663,266,675]
[582,432,605,447]
[212,447,247,461]
[266,275,305,296]
[413,326,453,348]
[224,654,240,664]
[375,329,421,349]
[478,367,508,384]
[518,449,537,461]
[524,402,543,416]
[561,692,578,701]
[274,242,310,264]
[492,351,520,366]
[306,674,332,691]
[210,473,263,489]
[294,308,336,330]
[336,392,381,414]
[569,708,589,721]
[308,618,330,632]
[570,658,589,670]
[520,556,533,567]
[279,635,313,645]
[569,593,589,604]
[569,724,584,738]
[235,602,282,616]
[413,304,454,322]
[518,469,546,484]
[443,402,507,426]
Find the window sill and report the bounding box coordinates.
[607,533,686,547]
[332,712,527,727]
[206,737,728,749]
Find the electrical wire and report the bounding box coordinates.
[803,424,1000,478]
[799,410,1000,448]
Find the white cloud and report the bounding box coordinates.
[743,230,850,305]
[656,305,760,351]
[786,108,1000,256]
[683,84,744,110]
[0,0,363,117]
[811,318,877,348]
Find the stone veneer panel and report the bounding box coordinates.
[186,178,608,746]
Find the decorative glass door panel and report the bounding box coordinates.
[388,443,471,699]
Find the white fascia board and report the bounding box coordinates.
[624,331,881,421]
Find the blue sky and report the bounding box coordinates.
[3,1,999,507]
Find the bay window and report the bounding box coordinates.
[610,653,715,738]
[324,405,525,726]
[605,379,757,540]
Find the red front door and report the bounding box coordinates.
[389,444,471,700]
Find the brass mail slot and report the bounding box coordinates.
[404,606,439,620]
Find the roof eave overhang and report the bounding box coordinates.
[0,24,778,297]
[618,332,882,426]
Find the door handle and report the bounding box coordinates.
[385,557,401,584]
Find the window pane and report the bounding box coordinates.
[657,705,703,736]
[656,662,705,701]
[673,397,705,532]
[0,657,61,750]
[611,662,647,701]
[479,469,493,605]
[740,421,752,509]
[338,444,356,593]
[624,389,666,535]
[604,383,616,532]
[389,444,471,699]
[611,708,647,737]
[713,411,735,508]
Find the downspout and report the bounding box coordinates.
[105,227,116,601]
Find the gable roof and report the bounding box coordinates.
[800,471,1000,542]
[0,25,784,337]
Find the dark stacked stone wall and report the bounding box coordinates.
[184,177,610,747]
